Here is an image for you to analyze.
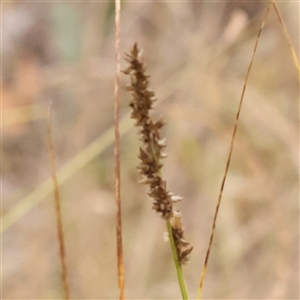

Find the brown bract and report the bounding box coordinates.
[123,43,192,264]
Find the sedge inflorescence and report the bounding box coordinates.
[123,43,192,264]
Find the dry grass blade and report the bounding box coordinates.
[2,116,133,233]
[196,4,272,299]
[47,102,69,300]
[114,1,125,300]
[271,0,300,80]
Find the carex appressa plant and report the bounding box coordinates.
[123,43,192,299]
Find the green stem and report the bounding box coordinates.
[150,140,189,300]
[167,220,189,300]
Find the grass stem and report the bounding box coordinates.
[196,4,271,299]
[271,0,300,80]
[114,1,125,299]
[167,221,189,300]
[47,103,70,300]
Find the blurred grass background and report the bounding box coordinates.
[2,1,299,299]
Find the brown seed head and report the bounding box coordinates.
[124,43,192,264]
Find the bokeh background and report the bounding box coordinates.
[2,1,299,299]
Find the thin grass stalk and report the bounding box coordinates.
[47,103,69,300]
[114,1,125,300]
[1,51,3,300]
[196,4,272,299]
[147,138,189,300]
[166,221,189,300]
[148,141,189,300]
[271,0,300,80]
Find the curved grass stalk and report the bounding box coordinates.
[196,4,272,299]
[271,0,300,80]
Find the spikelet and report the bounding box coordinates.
[123,43,192,264]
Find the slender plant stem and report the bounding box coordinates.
[196,4,271,299]
[166,221,189,300]
[153,154,189,299]
[47,103,70,300]
[271,0,300,79]
[114,1,125,300]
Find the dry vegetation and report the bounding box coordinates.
[2,2,299,299]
